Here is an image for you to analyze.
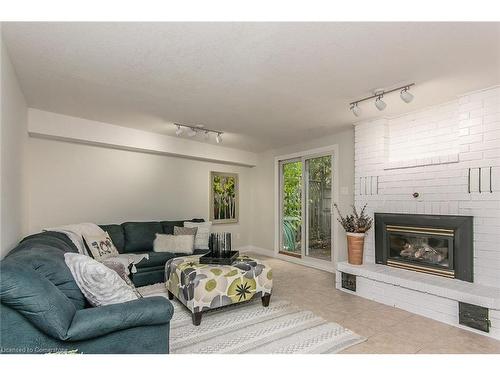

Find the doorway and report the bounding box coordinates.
[277,147,337,269]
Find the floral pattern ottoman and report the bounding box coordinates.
[165,255,273,325]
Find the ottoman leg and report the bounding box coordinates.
[192,312,203,326]
[167,290,174,300]
[262,294,271,307]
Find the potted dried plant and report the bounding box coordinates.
[334,203,373,265]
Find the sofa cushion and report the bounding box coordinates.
[0,257,77,340]
[122,222,163,253]
[99,224,125,252]
[136,252,177,269]
[160,219,204,235]
[160,220,184,235]
[7,239,87,310]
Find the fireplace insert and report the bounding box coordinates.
[375,213,473,282]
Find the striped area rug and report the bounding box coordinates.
[138,283,366,354]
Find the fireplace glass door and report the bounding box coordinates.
[386,225,454,277]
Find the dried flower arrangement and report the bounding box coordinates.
[334,203,373,233]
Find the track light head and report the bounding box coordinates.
[216,133,222,144]
[400,87,414,103]
[175,125,183,136]
[375,95,387,111]
[350,103,362,117]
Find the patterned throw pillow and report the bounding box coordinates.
[83,232,119,260]
[153,233,195,254]
[173,226,198,236]
[183,221,212,250]
[64,253,138,307]
[101,260,142,298]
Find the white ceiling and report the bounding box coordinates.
[3,22,500,152]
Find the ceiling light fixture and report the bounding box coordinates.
[400,86,414,103]
[374,94,387,111]
[350,103,362,117]
[173,123,224,144]
[349,83,415,117]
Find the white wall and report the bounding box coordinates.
[0,31,28,258]
[249,128,355,263]
[354,85,500,287]
[27,135,253,249]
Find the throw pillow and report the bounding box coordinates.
[64,253,139,307]
[153,233,195,254]
[184,221,212,250]
[101,260,142,298]
[83,232,119,260]
[173,226,198,236]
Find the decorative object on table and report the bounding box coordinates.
[334,203,373,265]
[153,233,195,254]
[209,171,239,224]
[200,251,240,265]
[165,255,273,326]
[183,221,212,249]
[200,232,237,265]
[209,232,232,256]
[83,232,119,260]
[64,253,139,306]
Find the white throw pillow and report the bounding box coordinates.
[83,232,119,260]
[64,253,138,307]
[184,221,212,250]
[153,233,194,254]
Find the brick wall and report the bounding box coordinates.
[354,86,500,287]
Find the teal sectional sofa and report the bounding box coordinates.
[0,219,206,354]
[100,219,208,286]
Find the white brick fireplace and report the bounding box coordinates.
[336,85,500,339]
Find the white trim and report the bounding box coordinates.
[274,144,340,271]
[241,245,335,273]
[238,245,274,257]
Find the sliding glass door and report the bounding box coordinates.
[279,153,333,264]
[279,159,303,257]
[305,155,332,261]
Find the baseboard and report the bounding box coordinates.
[237,245,274,257]
[238,245,335,273]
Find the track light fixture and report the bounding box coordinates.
[349,83,415,117]
[400,86,414,103]
[173,123,224,144]
[350,103,362,117]
[374,94,387,111]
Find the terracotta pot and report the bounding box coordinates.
[346,232,366,265]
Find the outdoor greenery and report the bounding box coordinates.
[282,161,302,251]
[212,173,237,220]
[282,157,332,252]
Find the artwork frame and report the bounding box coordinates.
[209,171,239,224]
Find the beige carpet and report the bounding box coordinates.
[139,283,366,354]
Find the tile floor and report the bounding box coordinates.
[248,252,500,354]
